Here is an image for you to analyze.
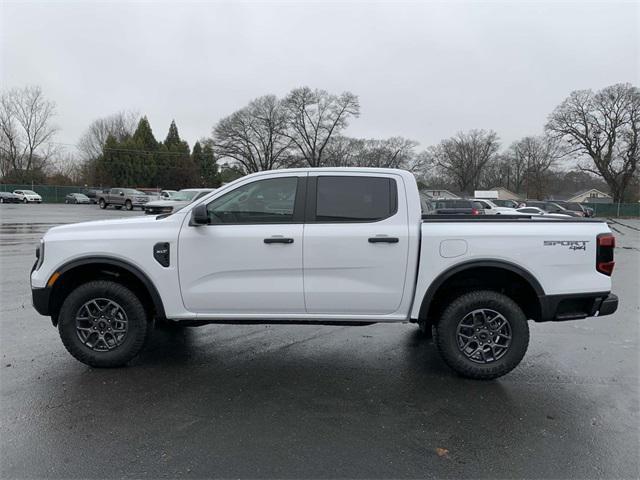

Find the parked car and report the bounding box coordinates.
[492,199,521,208]
[136,189,177,201]
[31,168,618,380]
[515,207,571,218]
[64,193,91,204]
[97,188,150,210]
[523,201,582,217]
[552,200,587,217]
[472,198,518,215]
[0,191,21,203]
[583,205,595,217]
[431,199,485,215]
[144,188,215,215]
[13,189,42,203]
[160,190,177,199]
[83,189,104,204]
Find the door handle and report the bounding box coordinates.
[264,237,294,244]
[368,236,399,243]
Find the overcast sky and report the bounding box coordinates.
[1,0,638,153]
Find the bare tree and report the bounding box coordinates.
[509,135,563,199]
[546,83,639,202]
[323,136,417,169]
[78,111,139,160]
[429,129,500,194]
[283,87,360,167]
[212,95,292,173]
[0,86,58,180]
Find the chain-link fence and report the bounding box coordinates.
[0,184,94,203]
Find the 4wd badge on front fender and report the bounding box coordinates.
[543,240,589,251]
[154,242,170,267]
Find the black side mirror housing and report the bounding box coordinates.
[191,204,209,225]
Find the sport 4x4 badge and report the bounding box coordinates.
[543,240,589,251]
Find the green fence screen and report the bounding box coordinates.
[584,202,640,218]
[0,184,91,203]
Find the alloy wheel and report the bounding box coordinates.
[75,298,128,352]
[456,308,512,364]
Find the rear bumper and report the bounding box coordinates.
[32,286,51,316]
[539,292,618,322]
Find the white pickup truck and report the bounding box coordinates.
[31,168,618,379]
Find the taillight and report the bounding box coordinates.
[596,233,615,276]
[471,208,479,215]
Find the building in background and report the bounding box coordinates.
[568,188,612,204]
[421,189,460,199]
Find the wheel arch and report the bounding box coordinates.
[418,259,544,324]
[48,256,166,326]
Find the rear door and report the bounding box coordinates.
[303,172,409,315]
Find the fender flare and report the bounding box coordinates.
[418,259,545,321]
[52,256,166,319]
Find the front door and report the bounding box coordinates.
[303,173,410,316]
[178,174,306,315]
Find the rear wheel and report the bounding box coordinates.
[99,199,107,209]
[58,280,152,367]
[125,200,133,211]
[434,290,529,380]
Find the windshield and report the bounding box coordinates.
[122,189,146,195]
[24,190,37,195]
[75,193,89,199]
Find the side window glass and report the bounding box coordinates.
[315,176,395,222]
[206,177,298,224]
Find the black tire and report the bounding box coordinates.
[58,280,152,367]
[434,290,529,380]
[125,200,133,211]
[99,198,107,209]
[22,198,27,203]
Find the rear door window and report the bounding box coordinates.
[313,176,397,222]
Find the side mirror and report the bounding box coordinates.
[191,204,209,225]
[120,192,124,196]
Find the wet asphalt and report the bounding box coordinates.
[0,204,638,479]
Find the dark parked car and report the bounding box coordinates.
[0,191,21,203]
[65,193,91,204]
[429,199,485,215]
[552,200,588,217]
[83,189,104,204]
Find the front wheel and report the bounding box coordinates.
[125,200,133,211]
[434,290,529,380]
[58,280,153,367]
[22,198,27,203]
[99,199,107,209]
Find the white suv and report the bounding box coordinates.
[13,189,43,203]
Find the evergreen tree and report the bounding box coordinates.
[165,120,181,147]
[133,116,158,151]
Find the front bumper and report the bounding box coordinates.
[539,292,618,322]
[32,286,51,316]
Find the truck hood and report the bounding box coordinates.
[44,215,161,239]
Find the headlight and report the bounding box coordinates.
[35,239,45,270]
